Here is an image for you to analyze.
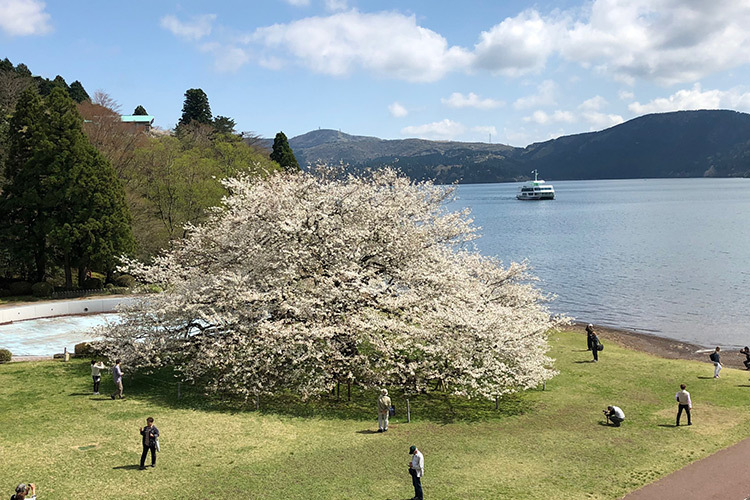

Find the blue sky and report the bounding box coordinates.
[2,0,750,146]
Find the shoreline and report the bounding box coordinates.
[570,322,750,371]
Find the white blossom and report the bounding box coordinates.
[97,167,566,400]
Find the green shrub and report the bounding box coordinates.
[145,284,163,293]
[31,281,54,297]
[0,289,11,297]
[0,349,12,363]
[82,277,103,289]
[113,274,136,288]
[105,283,115,290]
[8,281,33,296]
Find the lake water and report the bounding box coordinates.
[453,178,750,347]
[0,314,117,356]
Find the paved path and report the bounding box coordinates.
[622,437,750,500]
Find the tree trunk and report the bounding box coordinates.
[64,253,73,289]
[347,382,351,402]
[34,247,46,283]
[77,266,87,288]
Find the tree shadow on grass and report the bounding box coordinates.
[112,464,141,470]
[123,369,535,424]
[736,384,750,387]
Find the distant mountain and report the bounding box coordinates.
[284,110,750,183]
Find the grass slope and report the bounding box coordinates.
[2,330,749,499]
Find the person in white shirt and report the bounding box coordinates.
[377,389,392,432]
[12,482,36,500]
[603,405,625,426]
[675,384,692,426]
[91,359,106,394]
[408,445,424,500]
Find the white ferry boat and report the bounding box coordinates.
[516,170,555,200]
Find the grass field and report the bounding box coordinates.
[2,329,749,499]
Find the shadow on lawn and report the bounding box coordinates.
[112,464,141,470]
[120,368,535,425]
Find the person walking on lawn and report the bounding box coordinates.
[710,347,722,378]
[139,417,159,469]
[408,445,424,500]
[675,384,692,426]
[740,346,750,370]
[110,359,125,399]
[586,324,596,351]
[91,359,106,395]
[377,388,391,432]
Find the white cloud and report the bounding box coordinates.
[629,84,750,114]
[200,43,251,72]
[284,0,310,5]
[618,90,635,100]
[401,119,466,140]
[251,11,471,82]
[581,111,624,128]
[388,102,408,118]
[579,95,607,111]
[0,0,51,36]
[161,14,216,41]
[441,92,504,110]
[559,0,750,85]
[513,80,557,109]
[473,10,560,77]
[523,110,576,125]
[325,0,347,11]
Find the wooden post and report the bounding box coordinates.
[347,382,351,402]
[336,382,340,400]
[495,396,499,410]
[255,393,260,411]
[177,382,181,400]
[543,381,546,391]
[406,399,411,423]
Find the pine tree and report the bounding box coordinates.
[68,80,90,103]
[133,105,148,115]
[177,88,212,129]
[0,87,53,281]
[270,131,300,172]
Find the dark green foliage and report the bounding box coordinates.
[212,115,236,135]
[178,88,212,129]
[31,281,54,297]
[8,281,33,295]
[0,87,135,285]
[0,58,12,72]
[82,277,103,289]
[68,81,90,103]
[74,342,96,356]
[14,63,31,77]
[133,105,148,115]
[113,274,136,288]
[0,349,11,363]
[270,131,300,172]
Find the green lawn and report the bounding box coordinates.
[2,330,749,499]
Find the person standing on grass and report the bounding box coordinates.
[11,483,36,500]
[740,346,750,370]
[710,347,722,378]
[110,359,125,399]
[91,359,106,395]
[377,388,392,432]
[408,445,424,500]
[139,417,159,470]
[586,324,596,351]
[590,330,601,362]
[675,384,692,426]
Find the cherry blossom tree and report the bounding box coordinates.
[97,167,564,400]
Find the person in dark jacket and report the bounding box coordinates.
[586,324,595,351]
[740,347,750,370]
[591,331,601,362]
[139,417,159,470]
[710,347,722,378]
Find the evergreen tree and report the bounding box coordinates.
[133,105,148,115]
[41,88,134,286]
[177,88,212,129]
[14,63,31,77]
[68,80,90,103]
[270,131,300,172]
[0,58,13,72]
[0,87,52,281]
[212,115,236,135]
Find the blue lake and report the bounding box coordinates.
[453,178,750,347]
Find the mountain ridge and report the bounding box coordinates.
[283,110,750,183]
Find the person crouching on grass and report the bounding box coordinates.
[139,417,159,470]
[603,405,625,426]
